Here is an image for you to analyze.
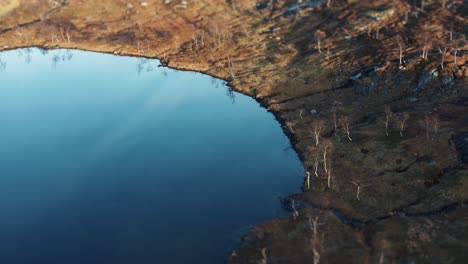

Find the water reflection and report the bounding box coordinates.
[0,57,5,71]
[0,48,302,264]
[135,57,159,75]
[39,47,49,55]
[226,87,236,104]
[51,49,74,68]
[7,48,236,103]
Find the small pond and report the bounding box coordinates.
[0,49,302,263]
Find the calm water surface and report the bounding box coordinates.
[0,49,302,264]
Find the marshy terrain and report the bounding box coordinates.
[1,0,467,263]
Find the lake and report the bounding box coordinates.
[0,48,302,264]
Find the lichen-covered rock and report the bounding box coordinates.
[453,132,468,163]
[415,69,438,92]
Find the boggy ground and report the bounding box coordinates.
[1,0,467,263]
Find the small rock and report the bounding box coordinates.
[453,133,468,163]
[406,97,418,103]
[351,72,362,80]
[415,69,438,92]
[140,2,148,7]
[439,74,454,88]
[310,109,318,115]
[256,230,265,240]
[126,3,133,8]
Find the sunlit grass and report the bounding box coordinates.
[0,0,20,17]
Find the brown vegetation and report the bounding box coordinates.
[0,0,467,263]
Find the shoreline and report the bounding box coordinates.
[1,44,309,169]
[1,0,467,262]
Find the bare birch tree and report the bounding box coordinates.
[305,170,311,190]
[314,30,326,53]
[259,248,267,264]
[227,57,236,80]
[322,140,333,188]
[340,116,352,141]
[308,215,324,264]
[383,107,393,137]
[423,114,440,141]
[292,200,299,220]
[299,109,304,120]
[351,180,370,200]
[440,45,447,69]
[424,115,431,141]
[308,146,320,178]
[397,35,404,65]
[331,101,342,137]
[312,121,324,146]
[396,112,410,137]
[422,33,431,59]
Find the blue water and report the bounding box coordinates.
[0,48,302,264]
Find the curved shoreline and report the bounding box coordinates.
[0,47,306,263]
[1,44,308,168]
[1,0,467,262]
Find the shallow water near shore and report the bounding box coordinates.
[0,48,302,264]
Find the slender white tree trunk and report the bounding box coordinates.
[397,38,403,65]
[323,146,328,174]
[314,158,319,178]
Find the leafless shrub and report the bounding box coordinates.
[396,112,410,137]
[286,121,295,134]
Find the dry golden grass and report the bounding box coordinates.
[0,0,20,17]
